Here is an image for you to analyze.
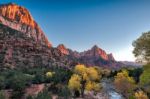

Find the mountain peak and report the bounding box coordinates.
[0,3,35,27]
[92,45,99,50]
[0,3,52,48]
[57,44,69,55]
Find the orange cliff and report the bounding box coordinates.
[80,45,111,60]
[57,44,69,55]
[0,3,35,27]
[0,3,52,48]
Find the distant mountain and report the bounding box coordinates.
[120,61,142,67]
[0,3,123,69]
[76,45,121,68]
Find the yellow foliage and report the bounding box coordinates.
[135,90,148,99]
[68,74,81,91]
[68,65,102,94]
[115,70,135,84]
[74,64,87,75]
[87,67,99,81]
[85,81,101,92]
[85,81,93,91]
[46,71,54,78]
[114,69,136,97]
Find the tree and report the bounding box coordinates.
[68,74,81,91]
[140,64,150,86]
[114,69,136,98]
[135,90,148,99]
[132,31,150,63]
[139,64,150,97]
[68,65,101,97]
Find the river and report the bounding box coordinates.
[101,78,124,99]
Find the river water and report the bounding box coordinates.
[101,79,124,99]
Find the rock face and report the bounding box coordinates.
[57,44,69,55]
[0,3,70,68]
[0,3,51,48]
[80,45,109,60]
[108,53,115,61]
[76,45,117,67]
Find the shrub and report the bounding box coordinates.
[58,85,71,98]
[32,74,45,84]
[135,90,148,99]
[0,91,5,99]
[35,89,52,99]
[0,76,5,89]
[114,69,136,98]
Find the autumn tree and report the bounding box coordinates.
[68,65,101,97]
[135,90,148,99]
[132,31,150,63]
[114,69,136,98]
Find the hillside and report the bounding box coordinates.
[0,3,122,69]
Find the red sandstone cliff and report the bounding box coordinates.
[80,45,114,61]
[0,3,51,48]
[57,44,69,55]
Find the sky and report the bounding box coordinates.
[1,0,150,61]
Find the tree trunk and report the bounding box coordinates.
[81,80,86,98]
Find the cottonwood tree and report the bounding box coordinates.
[135,90,148,99]
[68,65,101,97]
[114,70,136,98]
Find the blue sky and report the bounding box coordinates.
[1,0,150,61]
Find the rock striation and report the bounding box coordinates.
[0,3,51,48]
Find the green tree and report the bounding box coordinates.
[140,64,150,97]
[132,31,150,63]
[140,64,150,85]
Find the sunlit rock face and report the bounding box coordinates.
[80,45,113,61]
[57,44,69,55]
[0,3,51,48]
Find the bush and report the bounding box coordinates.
[128,68,143,83]
[32,74,45,84]
[35,89,52,99]
[114,69,136,98]
[58,85,71,98]
[135,90,148,99]
[50,67,72,84]
[0,76,5,89]
[11,91,24,99]
[140,64,150,85]
[0,91,5,99]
